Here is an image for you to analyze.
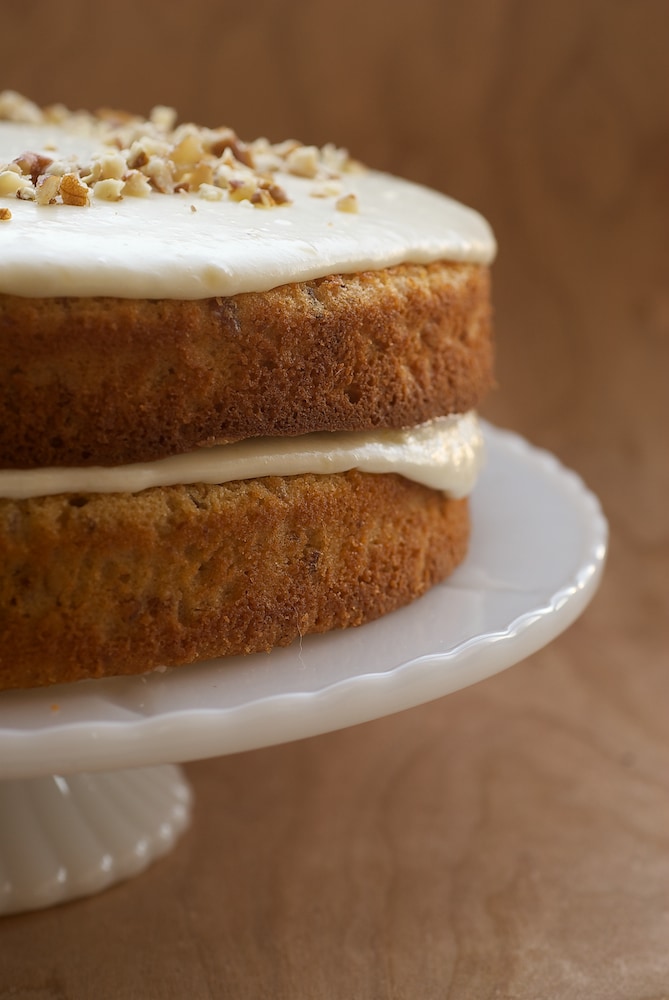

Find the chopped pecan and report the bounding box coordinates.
[210,130,254,168]
[286,145,320,179]
[35,174,61,205]
[0,170,27,196]
[12,150,54,184]
[335,192,359,213]
[60,172,90,206]
[93,178,124,201]
[122,170,152,197]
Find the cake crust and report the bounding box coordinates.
[0,470,469,691]
[0,260,492,469]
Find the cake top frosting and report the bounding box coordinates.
[0,91,496,299]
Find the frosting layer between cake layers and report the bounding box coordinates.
[0,414,484,500]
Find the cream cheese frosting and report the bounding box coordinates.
[0,118,496,299]
[0,413,484,501]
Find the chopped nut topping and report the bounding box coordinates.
[0,90,42,124]
[143,155,174,194]
[250,188,275,208]
[208,131,254,168]
[81,152,127,185]
[93,177,124,201]
[0,170,29,196]
[150,105,177,131]
[12,150,54,184]
[177,161,214,190]
[127,144,149,169]
[35,174,61,205]
[286,145,320,179]
[121,170,152,198]
[41,103,69,125]
[171,131,205,166]
[335,192,359,213]
[228,176,257,202]
[43,160,70,178]
[197,182,225,202]
[0,206,11,220]
[267,182,289,205]
[60,172,90,206]
[0,91,364,213]
[311,180,343,198]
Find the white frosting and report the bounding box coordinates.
[0,413,484,500]
[0,122,496,299]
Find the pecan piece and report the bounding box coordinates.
[60,172,90,206]
[12,150,53,184]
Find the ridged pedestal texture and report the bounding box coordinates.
[0,764,192,915]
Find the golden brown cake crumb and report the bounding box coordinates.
[0,471,469,691]
[0,260,492,469]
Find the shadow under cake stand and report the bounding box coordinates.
[0,424,608,916]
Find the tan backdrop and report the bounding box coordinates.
[2,1,668,996]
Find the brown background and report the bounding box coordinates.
[2,0,668,996]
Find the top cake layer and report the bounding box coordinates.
[0,94,495,469]
[0,92,496,299]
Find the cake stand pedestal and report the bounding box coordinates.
[0,424,608,916]
[0,765,191,914]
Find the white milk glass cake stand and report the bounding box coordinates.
[0,424,608,915]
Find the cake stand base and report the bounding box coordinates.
[0,764,192,916]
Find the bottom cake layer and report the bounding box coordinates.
[0,470,469,691]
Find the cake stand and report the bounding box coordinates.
[0,424,608,916]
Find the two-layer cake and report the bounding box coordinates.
[0,91,496,690]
